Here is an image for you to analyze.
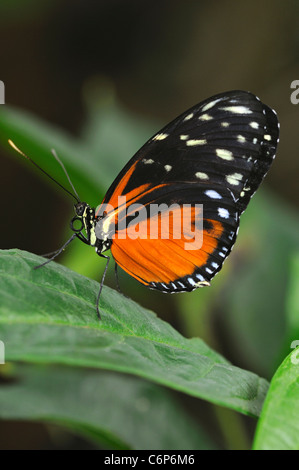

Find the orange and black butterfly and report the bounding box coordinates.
[10,90,279,319]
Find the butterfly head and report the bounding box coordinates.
[70,202,112,253]
[70,201,88,231]
[69,202,96,245]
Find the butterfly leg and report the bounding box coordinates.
[95,252,110,321]
[39,231,89,260]
[34,233,77,269]
[40,248,62,258]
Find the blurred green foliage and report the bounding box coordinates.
[0,364,214,450]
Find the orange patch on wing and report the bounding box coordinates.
[111,205,224,285]
[96,161,151,217]
[95,160,172,232]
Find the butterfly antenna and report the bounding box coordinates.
[51,148,81,202]
[8,140,80,203]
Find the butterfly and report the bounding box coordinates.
[9,90,279,319]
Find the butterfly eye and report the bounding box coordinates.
[70,216,84,232]
[75,202,86,216]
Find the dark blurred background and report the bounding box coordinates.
[1,0,299,449]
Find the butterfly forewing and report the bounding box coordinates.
[96,90,279,292]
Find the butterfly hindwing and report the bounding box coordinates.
[109,183,239,291]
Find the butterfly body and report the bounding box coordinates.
[69,90,279,295]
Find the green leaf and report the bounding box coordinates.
[253,350,299,450]
[0,249,268,417]
[0,364,213,450]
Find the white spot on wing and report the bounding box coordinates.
[187,277,197,286]
[216,148,234,160]
[218,207,230,219]
[184,112,194,121]
[199,113,213,121]
[221,122,230,127]
[186,139,207,146]
[180,134,189,140]
[250,122,259,129]
[195,280,210,287]
[205,190,222,199]
[153,133,168,141]
[142,158,154,164]
[226,173,243,185]
[202,97,223,112]
[228,230,235,240]
[220,106,252,114]
[264,134,272,141]
[195,172,209,180]
[237,135,246,143]
[164,164,172,172]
